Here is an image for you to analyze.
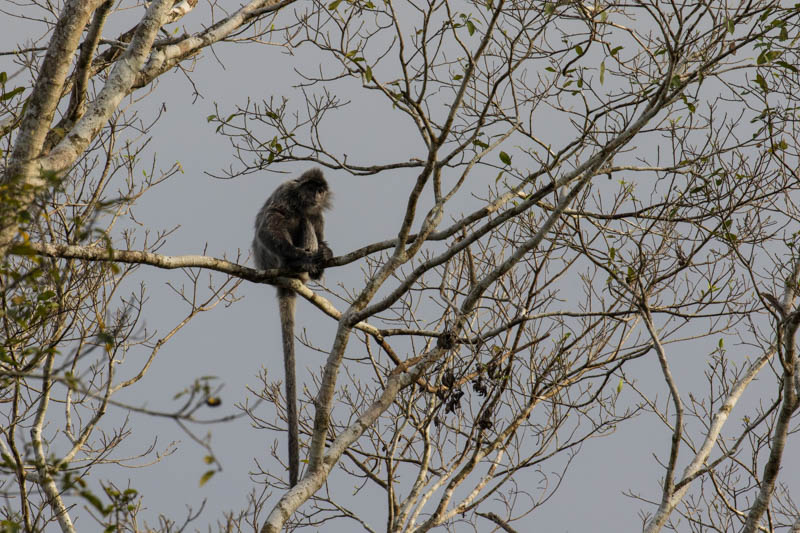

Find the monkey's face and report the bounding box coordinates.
[301,182,330,213]
[313,185,327,206]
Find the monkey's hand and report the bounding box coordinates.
[309,242,333,280]
[317,242,333,263]
[284,251,318,275]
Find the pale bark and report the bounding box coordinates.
[30,351,76,533]
[644,259,800,532]
[640,358,772,532]
[1,0,105,258]
[2,0,287,263]
[741,261,800,531]
[641,304,684,514]
[260,344,444,533]
[262,47,678,531]
[37,0,174,175]
[22,241,392,336]
[135,0,297,86]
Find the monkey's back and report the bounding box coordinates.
[252,200,282,271]
[252,200,318,277]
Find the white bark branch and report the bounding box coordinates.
[1,0,105,259]
[39,0,174,175]
[642,348,772,533]
[20,242,412,369]
[260,346,444,533]
[640,302,684,514]
[741,259,800,532]
[30,352,76,533]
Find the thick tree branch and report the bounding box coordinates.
[38,0,174,175]
[20,241,416,368]
[1,0,106,259]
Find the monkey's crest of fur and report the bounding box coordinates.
[282,168,332,214]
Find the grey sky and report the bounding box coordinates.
[2,1,799,531]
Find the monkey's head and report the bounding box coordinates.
[293,168,331,214]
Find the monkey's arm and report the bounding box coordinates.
[309,214,332,257]
[308,214,333,280]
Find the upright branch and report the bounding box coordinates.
[741,259,800,532]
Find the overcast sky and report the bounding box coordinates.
[2,2,798,531]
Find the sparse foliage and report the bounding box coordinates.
[2,1,800,532]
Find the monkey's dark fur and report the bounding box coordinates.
[252,168,332,487]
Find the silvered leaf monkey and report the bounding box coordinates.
[252,168,332,487]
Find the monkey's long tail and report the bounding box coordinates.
[278,290,300,487]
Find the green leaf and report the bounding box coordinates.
[365,66,373,83]
[0,520,21,533]
[199,470,216,487]
[756,49,779,65]
[626,266,635,283]
[328,0,342,9]
[599,61,605,84]
[37,290,55,301]
[609,45,623,57]
[0,71,6,85]
[473,139,489,149]
[466,19,476,35]
[0,87,24,101]
[499,151,511,165]
[725,18,734,34]
[96,331,115,347]
[754,73,768,93]
[8,243,35,256]
[80,490,108,515]
[544,2,555,15]
[616,378,624,395]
